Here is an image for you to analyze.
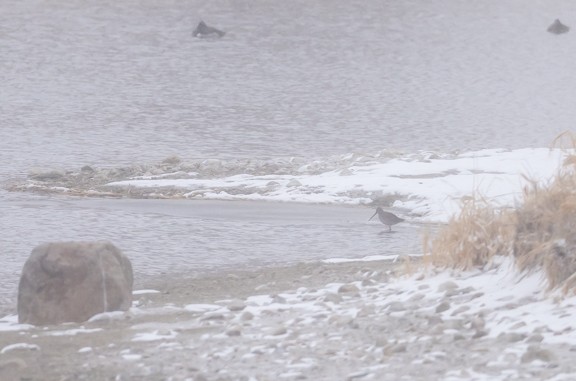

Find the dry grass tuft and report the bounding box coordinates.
[513,166,576,291]
[425,197,516,270]
[426,148,576,293]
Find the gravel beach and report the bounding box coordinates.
[1,258,575,381]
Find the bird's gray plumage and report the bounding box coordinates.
[369,207,405,231]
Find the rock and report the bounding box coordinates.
[200,312,226,321]
[227,299,246,312]
[498,332,526,343]
[459,286,475,294]
[387,301,407,312]
[0,343,40,354]
[329,315,355,326]
[451,306,470,315]
[509,321,527,330]
[527,334,544,343]
[338,283,360,294]
[240,311,254,321]
[0,358,27,381]
[357,305,375,317]
[287,179,302,187]
[472,330,488,339]
[17,241,133,325]
[435,301,451,313]
[444,319,464,330]
[268,326,287,336]
[408,293,425,302]
[383,342,407,355]
[521,345,554,363]
[438,281,459,292]
[346,370,370,380]
[225,326,242,337]
[272,294,287,304]
[322,292,342,304]
[470,316,485,331]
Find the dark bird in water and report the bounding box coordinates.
[369,207,405,232]
[193,21,226,38]
[547,19,570,34]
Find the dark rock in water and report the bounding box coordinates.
[547,19,570,34]
[193,20,225,39]
[17,241,133,325]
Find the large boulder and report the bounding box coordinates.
[17,241,133,325]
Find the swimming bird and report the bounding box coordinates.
[369,207,405,232]
[192,21,226,38]
[547,19,570,34]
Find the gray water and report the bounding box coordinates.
[2,0,576,174]
[1,0,575,312]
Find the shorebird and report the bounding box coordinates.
[192,21,226,38]
[547,19,570,34]
[369,207,405,232]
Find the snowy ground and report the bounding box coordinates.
[1,258,575,380]
[104,148,569,222]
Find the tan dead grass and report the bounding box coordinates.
[426,140,576,293]
[424,197,515,270]
[514,167,576,291]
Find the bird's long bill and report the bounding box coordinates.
[369,210,377,221]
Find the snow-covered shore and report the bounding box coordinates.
[1,258,575,380]
[16,148,569,224]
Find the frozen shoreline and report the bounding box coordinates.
[2,258,576,380]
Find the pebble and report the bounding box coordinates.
[361,279,376,287]
[0,357,27,381]
[509,321,527,330]
[227,300,246,312]
[521,345,554,363]
[435,301,451,313]
[240,311,254,321]
[272,295,288,304]
[201,312,226,321]
[527,334,544,343]
[387,301,407,312]
[443,319,464,330]
[0,343,41,354]
[268,326,288,336]
[451,305,470,315]
[498,332,526,343]
[225,326,242,337]
[322,293,342,304]
[357,305,376,317]
[471,317,485,331]
[287,179,302,187]
[469,292,484,300]
[338,284,360,294]
[391,343,408,353]
[328,315,355,327]
[459,286,475,294]
[472,330,488,339]
[346,370,370,380]
[408,293,425,302]
[438,281,459,292]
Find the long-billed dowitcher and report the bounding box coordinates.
[369,207,405,232]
